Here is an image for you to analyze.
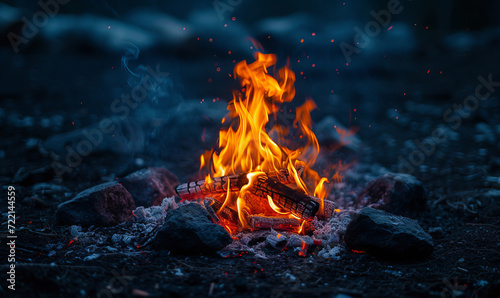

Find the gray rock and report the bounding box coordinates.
[56,182,135,226]
[153,204,232,254]
[345,207,434,259]
[356,173,427,217]
[120,167,179,207]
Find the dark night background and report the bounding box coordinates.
[1,0,500,297]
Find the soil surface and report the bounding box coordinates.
[2,7,500,297]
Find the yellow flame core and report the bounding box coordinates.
[200,50,332,229]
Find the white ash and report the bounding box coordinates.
[59,195,350,259]
[47,197,179,257]
[312,211,352,246]
[223,213,350,259]
[317,245,344,260]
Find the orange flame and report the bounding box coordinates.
[200,50,334,231]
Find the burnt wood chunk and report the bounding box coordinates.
[250,215,313,232]
[175,174,242,200]
[310,196,336,219]
[175,171,321,221]
[250,175,319,221]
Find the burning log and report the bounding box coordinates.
[310,196,337,219]
[276,165,304,184]
[203,199,221,224]
[176,173,320,222]
[208,197,240,225]
[175,167,304,201]
[249,215,313,233]
[248,175,319,221]
[175,174,243,201]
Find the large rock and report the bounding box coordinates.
[153,204,232,254]
[356,173,426,217]
[120,167,179,207]
[345,207,434,259]
[56,182,135,226]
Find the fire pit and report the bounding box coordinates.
[47,48,435,261]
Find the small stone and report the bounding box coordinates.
[428,227,444,239]
[356,173,427,217]
[56,182,135,226]
[83,253,100,261]
[345,207,434,259]
[121,167,179,207]
[70,225,82,237]
[284,273,297,282]
[172,268,183,276]
[153,203,232,254]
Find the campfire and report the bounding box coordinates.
[175,48,337,235]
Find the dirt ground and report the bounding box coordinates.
[2,22,500,298]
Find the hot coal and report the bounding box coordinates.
[121,167,179,207]
[56,182,136,226]
[153,203,232,254]
[356,173,427,217]
[344,207,434,259]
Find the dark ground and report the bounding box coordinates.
[1,1,500,297]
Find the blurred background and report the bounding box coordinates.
[1,0,500,191]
